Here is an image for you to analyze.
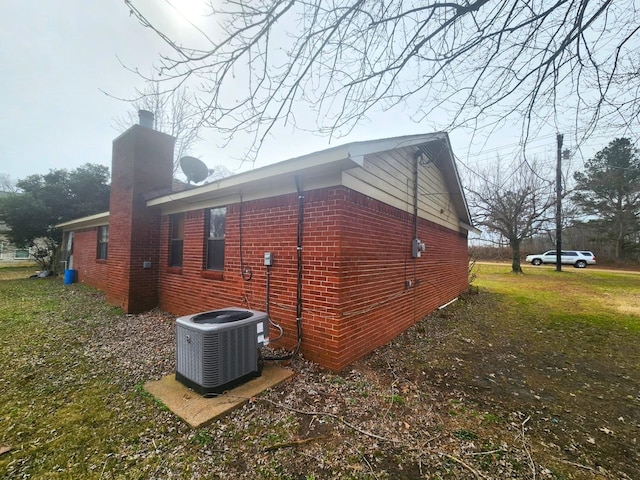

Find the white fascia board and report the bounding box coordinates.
[147,145,363,209]
[159,170,344,216]
[440,134,474,224]
[56,211,110,231]
[147,133,447,210]
[348,132,447,158]
[459,221,482,235]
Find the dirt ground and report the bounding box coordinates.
[2,270,638,479]
[84,289,639,479]
[368,291,640,479]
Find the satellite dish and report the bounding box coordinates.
[180,156,209,184]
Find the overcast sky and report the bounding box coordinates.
[1,1,154,180]
[0,1,618,185]
[1,0,416,181]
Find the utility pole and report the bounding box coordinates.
[555,134,563,272]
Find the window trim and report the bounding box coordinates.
[205,207,226,271]
[13,247,30,260]
[169,213,184,268]
[97,225,109,260]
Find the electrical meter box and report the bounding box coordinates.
[412,238,426,258]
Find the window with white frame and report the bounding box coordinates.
[169,213,184,267]
[97,226,109,260]
[14,248,30,260]
[206,207,226,270]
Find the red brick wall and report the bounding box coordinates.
[71,227,109,291]
[334,188,468,369]
[157,186,468,371]
[157,192,322,347]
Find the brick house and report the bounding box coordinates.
[58,114,477,371]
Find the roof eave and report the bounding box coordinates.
[56,211,110,231]
[147,145,364,208]
[459,221,481,235]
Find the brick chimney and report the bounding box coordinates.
[106,111,175,313]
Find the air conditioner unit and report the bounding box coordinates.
[175,308,269,395]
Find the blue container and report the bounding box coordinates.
[63,269,76,285]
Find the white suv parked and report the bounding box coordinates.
[525,250,596,268]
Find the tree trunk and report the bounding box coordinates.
[511,240,523,273]
[616,216,623,260]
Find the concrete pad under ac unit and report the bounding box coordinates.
[144,364,294,428]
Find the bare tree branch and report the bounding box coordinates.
[466,156,556,272]
[0,173,17,193]
[112,80,202,174]
[123,0,640,166]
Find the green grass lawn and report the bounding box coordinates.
[0,270,162,478]
[1,264,639,479]
[469,263,640,477]
[476,263,640,325]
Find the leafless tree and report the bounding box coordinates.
[0,174,17,193]
[124,0,640,165]
[466,158,556,273]
[114,81,201,174]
